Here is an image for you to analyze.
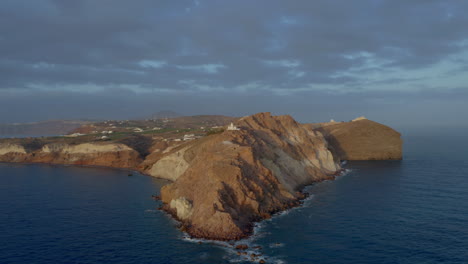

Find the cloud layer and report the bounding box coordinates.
[1,0,467,127]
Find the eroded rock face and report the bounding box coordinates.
[0,143,27,155]
[169,197,193,220]
[160,112,341,240]
[147,146,190,181]
[0,142,141,168]
[0,143,28,162]
[307,119,403,160]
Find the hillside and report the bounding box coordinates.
[305,118,403,160]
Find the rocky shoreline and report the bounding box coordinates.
[0,113,402,241]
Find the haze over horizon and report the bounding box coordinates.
[1,1,467,130]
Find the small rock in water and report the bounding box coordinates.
[259,259,266,264]
[235,244,249,250]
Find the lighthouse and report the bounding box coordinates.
[227,123,240,131]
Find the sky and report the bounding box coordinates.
[1,0,468,130]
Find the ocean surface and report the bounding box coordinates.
[1,131,467,264]
[0,135,58,139]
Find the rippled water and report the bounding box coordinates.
[1,131,467,263]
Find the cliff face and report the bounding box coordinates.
[160,113,341,240]
[306,119,403,160]
[0,142,141,169]
[0,113,403,241]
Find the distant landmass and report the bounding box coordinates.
[0,120,92,137]
[149,110,182,120]
[0,113,402,243]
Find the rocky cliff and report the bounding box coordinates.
[306,119,402,160]
[0,113,403,241]
[0,142,141,168]
[159,113,341,240]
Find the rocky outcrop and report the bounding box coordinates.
[160,113,341,240]
[0,143,27,155]
[306,119,402,160]
[0,142,141,168]
[0,143,28,162]
[0,113,403,241]
[146,146,190,181]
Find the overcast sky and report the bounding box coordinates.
[1,0,467,129]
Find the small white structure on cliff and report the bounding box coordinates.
[227,123,240,131]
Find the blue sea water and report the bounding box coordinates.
[1,131,467,264]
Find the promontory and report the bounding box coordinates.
[0,113,402,240]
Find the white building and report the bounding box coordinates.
[227,123,240,131]
[183,134,196,141]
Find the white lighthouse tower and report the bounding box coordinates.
[227,122,240,131]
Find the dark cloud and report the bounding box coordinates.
[1,0,468,126]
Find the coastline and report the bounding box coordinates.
[0,113,402,242]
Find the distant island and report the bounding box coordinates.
[0,113,402,241]
[0,120,91,137]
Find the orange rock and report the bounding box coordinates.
[160,113,342,240]
[307,119,402,160]
[235,244,249,250]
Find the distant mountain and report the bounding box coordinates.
[150,111,182,120]
[0,120,91,137]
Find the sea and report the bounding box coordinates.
[1,129,467,264]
